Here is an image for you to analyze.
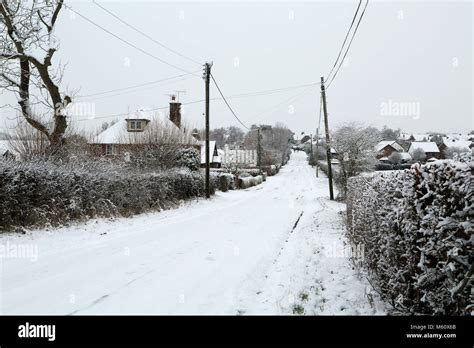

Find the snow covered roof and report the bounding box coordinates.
[199,140,221,164]
[442,138,472,150]
[375,141,404,152]
[0,140,10,154]
[92,108,198,145]
[408,142,440,154]
[399,152,412,160]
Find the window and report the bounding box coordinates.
[128,120,144,131]
[105,144,115,156]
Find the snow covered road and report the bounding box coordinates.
[0,151,386,315]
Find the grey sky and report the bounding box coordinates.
[1,0,472,135]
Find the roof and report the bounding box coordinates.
[92,108,198,145]
[408,142,440,154]
[0,140,10,154]
[399,152,412,160]
[199,140,221,164]
[442,138,472,150]
[375,141,404,152]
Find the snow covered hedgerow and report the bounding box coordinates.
[0,161,208,231]
[237,174,263,189]
[346,160,473,315]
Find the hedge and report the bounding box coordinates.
[0,160,213,231]
[346,159,473,315]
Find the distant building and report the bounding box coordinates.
[89,96,199,157]
[438,138,473,154]
[374,141,405,159]
[408,142,441,160]
[200,140,221,168]
[221,144,257,167]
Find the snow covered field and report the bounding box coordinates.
[0,151,386,315]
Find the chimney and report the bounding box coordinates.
[169,95,181,128]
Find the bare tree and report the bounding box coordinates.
[412,148,426,162]
[331,123,381,198]
[388,151,402,164]
[0,0,71,154]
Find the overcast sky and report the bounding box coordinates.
[1,0,472,135]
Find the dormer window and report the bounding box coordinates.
[126,118,149,132]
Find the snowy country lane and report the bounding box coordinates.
[0,151,386,315]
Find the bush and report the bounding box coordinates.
[237,175,263,189]
[176,147,200,171]
[346,160,473,315]
[0,161,210,231]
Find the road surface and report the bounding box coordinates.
[0,151,385,314]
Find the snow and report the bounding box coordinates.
[375,141,404,152]
[443,139,472,150]
[92,108,197,145]
[399,152,412,161]
[0,151,385,315]
[408,141,440,154]
[0,140,10,155]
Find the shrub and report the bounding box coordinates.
[176,147,200,171]
[237,175,263,189]
[346,160,473,315]
[0,161,209,231]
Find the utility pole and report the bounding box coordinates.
[320,76,334,200]
[204,62,212,198]
[257,127,262,174]
[310,133,313,165]
[315,127,319,177]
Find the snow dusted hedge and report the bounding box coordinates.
[346,160,473,315]
[0,161,212,231]
[238,175,263,189]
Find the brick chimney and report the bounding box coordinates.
[169,95,181,128]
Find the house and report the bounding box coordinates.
[200,140,221,168]
[408,142,441,160]
[374,140,405,159]
[90,96,199,157]
[438,138,473,154]
[222,144,257,167]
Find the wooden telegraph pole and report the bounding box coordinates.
[320,76,334,200]
[257,127,262,174]
[315,127,319,177]
[204,62,212,198]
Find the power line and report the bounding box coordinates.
[72,98,205,122]
[326,0,362,82]
[209,73,250,130]
[76,71,199,99]
[63,4,195,75]
[327,0,369,89]
[92,0,202,66]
